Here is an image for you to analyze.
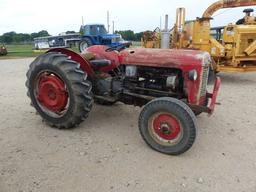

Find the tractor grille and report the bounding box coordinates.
[112,37,121,43]
[199,65,209,98]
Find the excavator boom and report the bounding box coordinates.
[203,0,256,18]
[142,0,256,72]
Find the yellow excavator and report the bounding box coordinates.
[142,0,256,73]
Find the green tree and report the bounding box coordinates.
[134,32,143,41]
[0,30,50,43]
[116,30,135,41]
[31,32,39,39]
[66,31,76,34]
[2,31,16,43]
[115,30,144,41]
[37,30,50,37]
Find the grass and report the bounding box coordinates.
[0,44,81,59]
[0,44,41,59]
[0,42,142,60]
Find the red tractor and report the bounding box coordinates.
[26,45,220,155]
[0,45,7,56]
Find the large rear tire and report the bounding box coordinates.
[139,97,197,155]
[26,52,93,129]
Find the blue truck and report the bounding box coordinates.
[78,24,131,52]
[34,24,131,52]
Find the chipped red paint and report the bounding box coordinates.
[46,46,217,109]
[186,66,204,105]
[86,45,120,73]
[119,48,204,68]
[153,113,181,140]
[118,48,208,105]
[37,73,68,112]
[207,77,221,114]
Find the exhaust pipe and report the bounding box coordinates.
[161,14,170,49]
[164,14,169,31]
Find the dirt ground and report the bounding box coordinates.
[0,58,255,192]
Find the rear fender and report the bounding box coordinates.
[47,48,95,77]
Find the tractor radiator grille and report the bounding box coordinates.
[199,65,209,98]
[112,37,121,43]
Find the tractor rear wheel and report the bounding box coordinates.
[79,38,92,53]
[26,52,93,129]
[139,97,197,155]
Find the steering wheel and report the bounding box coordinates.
[105,44,127,52]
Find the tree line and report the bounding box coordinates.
[0,30,50,44]
[115,30,143,41]
[0,29,144,44]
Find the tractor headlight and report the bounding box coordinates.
[188,70,198,81]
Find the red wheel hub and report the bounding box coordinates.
[153,114,181,140]
[37,74,68,112]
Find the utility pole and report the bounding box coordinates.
[107,11,110,33]
[160,16,162,31]
[82,16,84,26]
[112,21,115,34]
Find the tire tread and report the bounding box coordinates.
[26,52,93,129]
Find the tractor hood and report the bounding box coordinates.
[119,48,211,69]
[85,45,211,71]
[101,34,120,39]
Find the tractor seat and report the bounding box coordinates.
[80,53,111,68]
[90,59,111,68]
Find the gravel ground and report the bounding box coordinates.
[0,58,256,192]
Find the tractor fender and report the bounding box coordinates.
[47,48,95,77]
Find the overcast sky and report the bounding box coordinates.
[0,0,254,35]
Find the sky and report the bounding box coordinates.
[0,0,254,35]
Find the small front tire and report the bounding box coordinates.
[139,97,197,155]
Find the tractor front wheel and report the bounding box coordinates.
[139,97,197,155]
[26,52,93,128]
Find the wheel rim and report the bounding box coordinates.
[148,112,183,146]
[34,71,69,117]
[80,41,88,52]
